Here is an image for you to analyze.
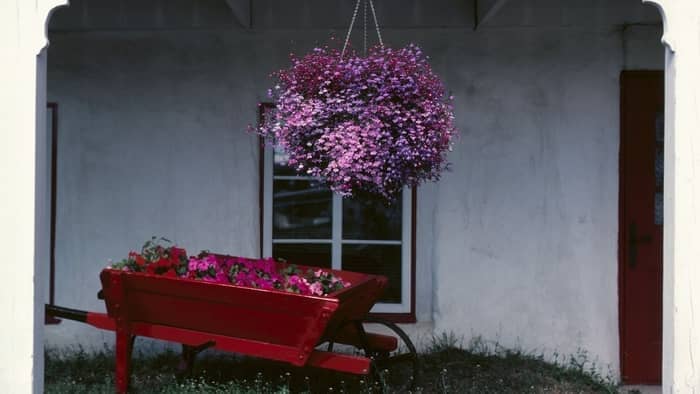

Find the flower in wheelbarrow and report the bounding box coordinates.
[187,258,198,272]
[110,240,353,296]
[287,274,317,294]
[306,268,349,295]
[309,282,323,296]
[215,270,228,283]
[110,237,189,274]
[131,252,146,267]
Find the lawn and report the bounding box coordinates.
[45,335,618,393]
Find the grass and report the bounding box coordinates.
[45,335,619,393]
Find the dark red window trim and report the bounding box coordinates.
[257,103,416,323]
[46,102,61,325]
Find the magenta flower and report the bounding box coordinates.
[188,258,197,270]
[159,251,348,296]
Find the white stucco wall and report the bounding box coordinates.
[44,0,663,378]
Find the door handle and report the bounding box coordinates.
[628,222,653,269]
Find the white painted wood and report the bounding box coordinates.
[0,1,68,391]
[33,47,49,394]
[225,0,252,29]
[642,1,700,392]
[331,194,342,270]
[262,145,273,257]
[340,240,402,245]
[273,239,333,244]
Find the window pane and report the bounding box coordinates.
[273,243,332,269]
[273,147,298,176]
[273,179,332,239]
[342,244,402,303]
[343,196,402,240]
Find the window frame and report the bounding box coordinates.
[46,102,61,325]
[257,103,416,322]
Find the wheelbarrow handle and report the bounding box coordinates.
[45,304,115,331]
[45,304,88,323]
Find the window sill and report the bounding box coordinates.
[368,312,416,324]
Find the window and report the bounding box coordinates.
[259,104,415,318]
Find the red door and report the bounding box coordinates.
[619,71,664,384]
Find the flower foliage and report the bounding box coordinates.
[110,237,188,277]
[259,44,456,201]
[110,238,349,297]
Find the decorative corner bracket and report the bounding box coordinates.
[641,0,676,52]
[38,0,70,54]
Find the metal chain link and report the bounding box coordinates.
[368,0,384,49]
[363,0,368,56]
[341,0,362,59]
[342,0,384,59]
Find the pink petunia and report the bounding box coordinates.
[188,257,199,272]
[309,282,323,296]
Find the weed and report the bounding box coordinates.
[45,335,619,393]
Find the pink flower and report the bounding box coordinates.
[257,280,274,290]
[309,282,323,296]
[235,271,248,284]
[122,248,351,297]
[188,258,198,271]
[215,271,228,283]
[296,277,311,294]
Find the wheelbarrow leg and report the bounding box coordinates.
[115,329,134,394]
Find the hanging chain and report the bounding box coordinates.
[341,0,362,59]
[368,0,384,49]
[363,0,368,56]
[342,0,384,59]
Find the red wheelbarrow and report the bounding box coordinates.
[46,256,417,393]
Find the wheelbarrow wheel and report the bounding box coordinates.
[326,317,419,391]
[361,317,419,390]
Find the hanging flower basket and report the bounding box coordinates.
[258,2,456,201]
[259,45,456,201]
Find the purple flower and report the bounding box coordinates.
[258,44,457,201]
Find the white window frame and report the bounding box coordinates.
[262,147,413,314]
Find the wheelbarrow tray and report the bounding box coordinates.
[99,259,395,391]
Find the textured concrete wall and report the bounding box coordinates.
[431,26,660,376]
[45,0,663,377]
